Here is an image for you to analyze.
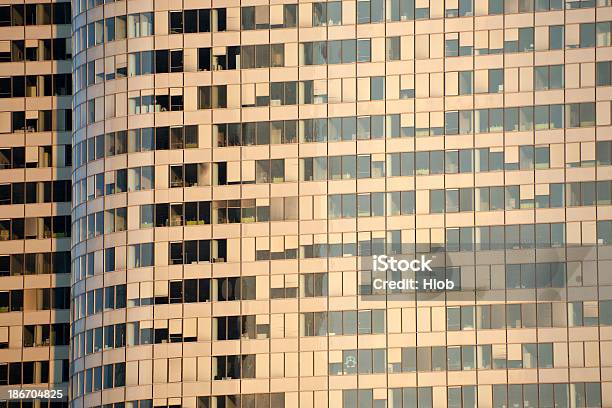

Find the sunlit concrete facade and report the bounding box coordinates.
[0,0,73,406]
[69,0,612,407]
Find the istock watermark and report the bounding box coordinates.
[364,254,459,296]
[360,245,602,302]
[372,276,455,291]
[372,255,433,272]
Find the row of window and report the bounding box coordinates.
[69,298,612,363]
[195,394,284,408]
[70,258,581,308]
[443,223,568,251]
[76,45,592,96]
[73,12,153,54]
[73,49,180,90]
[0,360,68,386]
[212,355,250,380]
[446,301,612,331]
[294,223,570,259]
[385,147,525,178]
[79,16,612,58]
[72,355,257,395]
[303,301,612,338]
[164,3,612,34]
[267,227,612,262]
[127,48,184,73]
[71,277,253,322]
[302,142,611,181]
[435,22,610,58]
[71,208,126,242]
[78,402,149,408]
[167,9,227,34]
[75,79,600,130]
[214,115,398,146]
[0,39,71,63]
[71,299,612,360]
[301,152,484,182]
[350,383,601,408]
[0,181,71,205]
[5,110,71,133]
[70,243,154,283]
[71,316,269,360]
[72,44,275,89]
[328,192,414,218]
[0,145,70,169]
[0,3,70,26]
[255,222,610,262]
[71,142,611,208]
[486,382,601,408]
[332,342,554,375]
[0,216,70,241]
[168,239,228,264]
[364,261,567,293]
[72,321,188,356]
[126,92,185,114]
[78,356,256,393]
[63,379,600,406]
[428,181,612,213]
[69,149,566,201]
[70,362,125,396]
[209,114,584,148]
[73,208,126,239]
[71,0,611,23]
[0,288,69,312]
[23,324,69,347]
[302,309,386,337]
[74,160,292,206]
[0,74,71,98]
[139,199,294,227]
[0,251,70,276]
[72,165,154,206]
[69,222,611,283]
[270,273,326,298]
[71,245,149,282]
[300,39,374,65]
[196,84,592,130]
[65,379,606,408]
[154,276,302,305]
[71,284,127,321]
[66,300,612,355]
[72,125,197,167]
[72,122,608,173]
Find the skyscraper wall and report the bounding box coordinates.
[0,0,73,406]
[5,0,612,407]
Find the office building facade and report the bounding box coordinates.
[0,0,73,406]
[5,0,612,406]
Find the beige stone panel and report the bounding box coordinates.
[568,367,602,383]
[328,374,358,390]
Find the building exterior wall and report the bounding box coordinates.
[0,0,73,406]
[66,0,612,407]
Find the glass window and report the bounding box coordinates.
[387,37,400,60]
[446,39,459,57]
[580,23,596,48]
[519,27,534,51]
[459,71,472,94]
[596,62,611,86]
[549,26,564,50]
[370,77,384,100]
[489,0,503,14]
[445,111,459,134]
